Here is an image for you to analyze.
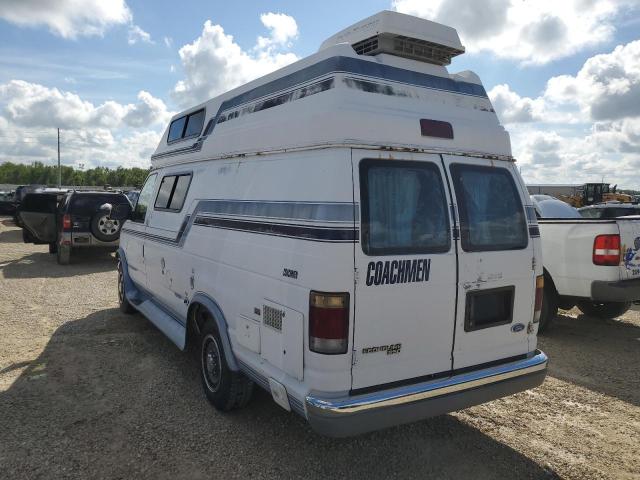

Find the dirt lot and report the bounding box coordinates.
[0,217,638,480]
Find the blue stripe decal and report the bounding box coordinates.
[220,56,486,115]
[122,199,358,246]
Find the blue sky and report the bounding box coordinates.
[0,0,639,187]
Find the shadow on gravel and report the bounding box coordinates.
[538,312,640,406]
[0,309,558,480]
[0,250,116,278]
[0,228,22,243]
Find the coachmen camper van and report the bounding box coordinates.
[117,10,547,437]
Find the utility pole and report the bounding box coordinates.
[57,128,61,188]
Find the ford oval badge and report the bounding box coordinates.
[511,323,525,333]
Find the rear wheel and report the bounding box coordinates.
[117,260,136,314]
[198,311,253,411]
[538,281,558,333]
[576,300,631,320]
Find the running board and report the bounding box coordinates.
[134,299,186,350]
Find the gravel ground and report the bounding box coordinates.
[0,217,638,479]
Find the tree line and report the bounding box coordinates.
[0,162,150,188]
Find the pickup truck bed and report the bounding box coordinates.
[538,217,640,329]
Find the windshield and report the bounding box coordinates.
[536,199,581,218]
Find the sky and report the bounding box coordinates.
[0,0,639,187]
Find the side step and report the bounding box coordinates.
[134,299,186,350]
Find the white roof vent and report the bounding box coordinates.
[319,10,465,66]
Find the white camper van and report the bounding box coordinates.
[117,11,547,437]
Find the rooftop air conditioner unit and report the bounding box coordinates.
[319,10,465,66]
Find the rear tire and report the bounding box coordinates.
[91,213,121,242]
[117,260,136,314]
[576,300,631,320]
[538,281,558,333]
[56,244,71,265]
[199,312,253,411]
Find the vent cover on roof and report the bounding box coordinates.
[320,10,465,66]
[352,33,463,66]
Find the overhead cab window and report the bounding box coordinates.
[167,109,205,144]
[154,173,192,212]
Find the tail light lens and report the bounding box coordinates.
[62,214,72,231]
[309,291,349,355]
[533,275,544,323]
[593,234,620,266]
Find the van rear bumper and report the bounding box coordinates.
[305,350,547,437]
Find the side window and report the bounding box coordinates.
[360,160,450,255]
[168,117,186,143]
[131,173,158,223]
[167,109,205,144]
[450,164,527,252]
[184,110,205,138]
[155,176,176,209]
[154,173,192,212]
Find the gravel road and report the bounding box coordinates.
[0,217,638,479]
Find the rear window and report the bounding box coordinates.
[70,194,129,216]
[168,117,187,142]
[450,164,527,252]
[360,160,450,255]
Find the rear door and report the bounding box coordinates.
[351,151,457,390]
[18,194,59,243]
[443,156,534,369]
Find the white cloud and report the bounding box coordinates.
[0,0,132,39]
[392,0,639,64]
[0,80,170,130]
[488,84,544,123]
[164,36,173,48]
[0,80,171,169]
[256,12,299,50]
[172,14,300,108]
[127,24,153,45]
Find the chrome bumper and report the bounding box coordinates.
[305,350,548,437]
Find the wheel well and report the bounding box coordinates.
[543,268,558,296]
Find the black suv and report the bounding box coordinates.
[18,191,132,264]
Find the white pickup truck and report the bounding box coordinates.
[534,198,640,330]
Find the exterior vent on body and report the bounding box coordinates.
[263,305,285,331]
[352,33,464,66]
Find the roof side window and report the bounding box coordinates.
[154,173,192,212]
[360,160,450,255]
[168,117,187,143]
[184,110,205,138]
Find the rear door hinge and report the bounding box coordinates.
[354,267,359,285]
[532,256,536,270]
[351,349,358,366]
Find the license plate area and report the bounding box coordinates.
[464,286,514,332]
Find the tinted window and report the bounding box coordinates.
[360,160,450,255]
[168,117,186,142]
[169,175,191,210]
[450,164,527,252]
[605,208,640,218]
[132,174,158,223]
[21,194,58,213]
[155,175,176,209]
[69,194,129,215]
[184,110,205,138]
[579,208,602,219]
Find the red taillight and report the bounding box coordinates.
[62,214,72,231]
[593,234,620,266]
[309,291,349,355]
[533,275,544,323]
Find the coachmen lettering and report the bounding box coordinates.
[365,259,431,286]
